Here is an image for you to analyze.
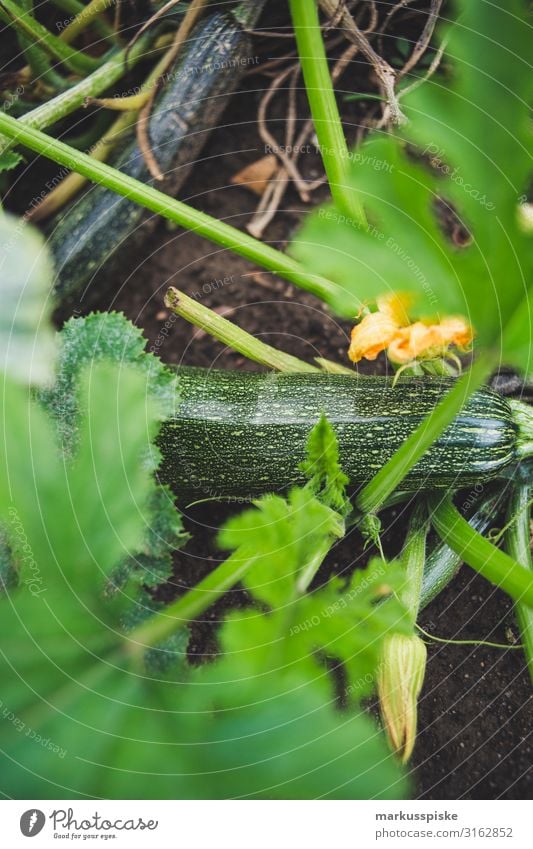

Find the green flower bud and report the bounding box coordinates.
[377,632,427,763]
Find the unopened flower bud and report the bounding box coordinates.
[377,633,427,763]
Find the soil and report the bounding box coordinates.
[43,5,532,800]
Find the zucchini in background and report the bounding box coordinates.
[49,1,264,303]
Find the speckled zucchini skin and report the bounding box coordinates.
[158,369,518,498]
[49,11,252,301]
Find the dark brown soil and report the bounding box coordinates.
[49,9,532,800]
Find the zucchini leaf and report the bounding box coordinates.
[0,364,193,799]
[40,311,178,455]
[38,311,188,609]
[0,212,56,385]
[177,669,407,799]
[219,487,344,608]
[290,0,532,370]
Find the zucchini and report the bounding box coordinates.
[49,2,264,302]
[158,368,530,498]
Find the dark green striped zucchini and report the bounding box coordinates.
[49,3,263,302]
[158,369,529,498]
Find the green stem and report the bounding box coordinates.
[420,488,502,610]
[429,495,533,608]
[400,500,428,625]
[288,0,366,227]
[0,35,153,155]
[13,0,66,88]
[296,535,335,594]
[0,0,103,74]
[165,288,319,374]
[59,0,114,44]
[129,551,258,651]
[356,353,495,515]
[416,624,523,651]
[52,0,113,40]
[0,113,357,314]
[505,485,533,683]
[508,399,533,461]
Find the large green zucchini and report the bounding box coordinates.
[158,368,525,498]
[49,3,263,302]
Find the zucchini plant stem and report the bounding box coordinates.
[129,551,258,652]
[0,112,358,314]
[165,288,320,373]
[0,34,156,156]
[52,0,113,40]
[59,0,115,44]
[0,0,104,74]
[505,485,533,683]
[288,0,367,228]
[14,0,67,89]
[430,495,533,609]
[355,352,495,515]
[400,501,429,626]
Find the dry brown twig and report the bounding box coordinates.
[319,0,406,126]
[136,0,209,180]
[248,43,358,238]
[397,0,443,80]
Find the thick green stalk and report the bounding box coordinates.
[356,353,495,515]
[505,485,533,683]
[0,113,357,313]
[430,495,533,608]
[129,551,258,651]
[1,0,103,73]
[165,288,319,373]
[0,35,153,155]
[288,0,366,227]
[419,488,502,610]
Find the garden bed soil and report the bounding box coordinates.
[54,15,532,800]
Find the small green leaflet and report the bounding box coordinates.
[0,149,22,173]
[290,0,532,370]
[300,412,351,514]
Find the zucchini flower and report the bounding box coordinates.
[348,311,399,362]
[348,289,474,368]
[348,293,412,363]
[377,632,427,763]
[388,317,473,365]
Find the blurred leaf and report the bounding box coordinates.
[0,213,55,385]
[290,0,533,370]
[219,487,343,609]
[0,363,192,799]
[0,364,162,597]
[178,671,407,799]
